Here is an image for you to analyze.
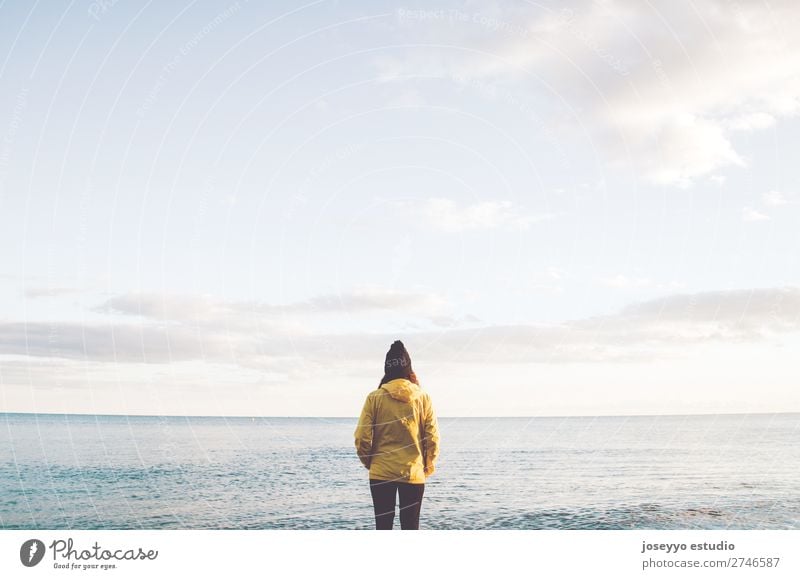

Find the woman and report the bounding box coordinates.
[354,340,440,530]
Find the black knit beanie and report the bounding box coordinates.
[384,340,411,374]
[379,339,416,386]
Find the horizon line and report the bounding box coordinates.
[1,410,798,420]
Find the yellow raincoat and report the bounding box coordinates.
[354,378,440,484]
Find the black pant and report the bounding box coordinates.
[369,479,425,530]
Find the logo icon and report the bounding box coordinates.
[20,539,46,567]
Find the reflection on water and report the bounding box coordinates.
[1,413,798,529]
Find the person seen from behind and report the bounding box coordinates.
[354,340,440,530]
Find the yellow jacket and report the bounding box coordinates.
[354,379,440,484]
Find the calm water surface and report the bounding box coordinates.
[1,413,798,529]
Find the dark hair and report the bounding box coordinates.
[379,340,419,386]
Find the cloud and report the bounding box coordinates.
[5,286,798,370]
[597,275,685,292]
[616,287,800,330]
[386,88,428,107]
[0,321,233,363]
[420,197,553,232]
[709,175,726,186]
[408,286,800,363]
[350,286,800,363]
[303,287,449,317]
[742,207,770,222]
[375,0,800,186]
[590,0,800,185]
[632,114,745,188]
[599,274,652,289]
[763,191,789,206]
[99,287,451,324]
[523,266,568,294]
[725,112,776,131]
[23,286,87,299]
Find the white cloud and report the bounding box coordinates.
[593,1,800,185]
[616,287,799,326]
[23,286,84,298]
[763,190,789,206]
[726,112,776,131]
[386,88,427,107]
[106,286,461,338]
[406,286,800,363]
[375,0,800,186]
[303,287,450,317]
[0,320,231,363]
[599,274,652,289]
[100,287,451,323]
[709,175,726,186]
[631,114,745,188]
[742,206,770,222]
[420,197,552,232]
[4,286,800,414]
[597,275,686,292]
[6,286,800,369]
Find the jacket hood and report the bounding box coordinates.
[381,379,422,403]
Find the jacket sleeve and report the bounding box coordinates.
[422,393,440,475]
[354,394,375,469]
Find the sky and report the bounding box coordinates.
[0,0,799,417]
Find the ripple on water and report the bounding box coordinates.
[1,414,798,529]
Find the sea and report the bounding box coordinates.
[1,412,798,530]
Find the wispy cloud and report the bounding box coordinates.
[3,286,799,371]
[597,275,685,292]
[616,287,799,329]
[598,274,652,290]
[376,0,800,186]
[23,286,84,299]
[404,286,800,363]
[0,321,231,363]
[419,197,553,232]
[725,112,776,131]
[763,191,790,206]
[742,207,770,222]
[98,287,452,324]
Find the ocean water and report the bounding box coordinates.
[1,412,798,530]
